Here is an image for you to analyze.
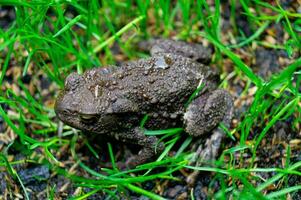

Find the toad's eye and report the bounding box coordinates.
[65,72,83,91]
[80,114,98,124]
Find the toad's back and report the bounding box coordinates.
[101,54,219,122]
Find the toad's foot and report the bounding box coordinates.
[186,127,226,185]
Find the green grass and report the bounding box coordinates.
[0,0,300,199]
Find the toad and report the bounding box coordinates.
[55,39,233,166]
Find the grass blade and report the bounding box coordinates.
[53,15,83,38]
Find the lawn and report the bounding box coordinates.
[0,0,300,199]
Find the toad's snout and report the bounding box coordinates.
[54,90,72,122]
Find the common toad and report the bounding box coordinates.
[55,39,233,166]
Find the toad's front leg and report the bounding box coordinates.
[183,89,234,184]
[111,127,165,167]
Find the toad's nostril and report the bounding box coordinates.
[65,72,83,91]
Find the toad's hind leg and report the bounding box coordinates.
[183,89,233,184]
[184,89,233,138]
[139,39,212,63]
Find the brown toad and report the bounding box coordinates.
[55,39,233,166]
